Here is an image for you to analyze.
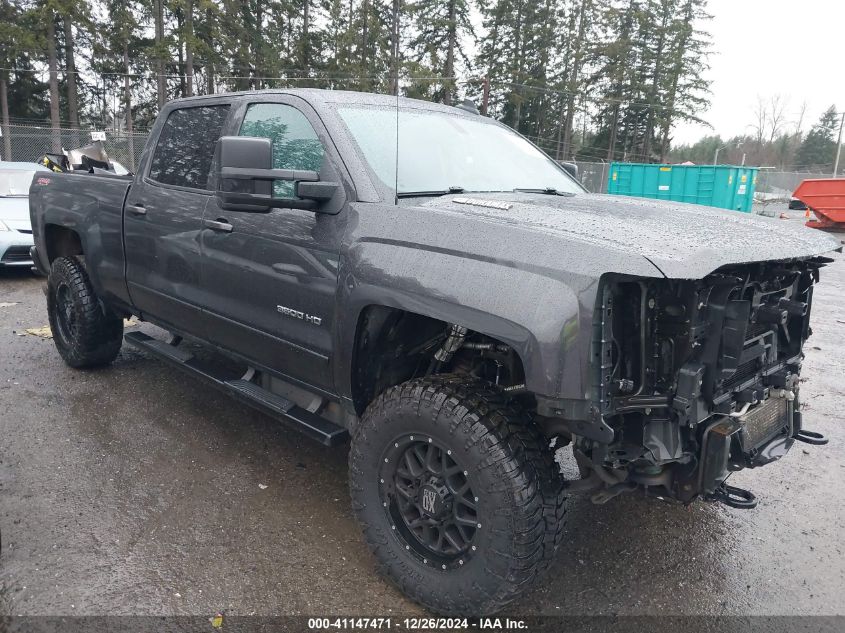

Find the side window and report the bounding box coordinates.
[239,103,325,198]
[149,105,230,190]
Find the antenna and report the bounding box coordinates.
[393,6,400,205]
[394,88,400,205]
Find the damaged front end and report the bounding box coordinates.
[546,256,833,507]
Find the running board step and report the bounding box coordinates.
[125,331,349,446]
[226,379,295,414]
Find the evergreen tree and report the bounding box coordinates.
[585,0,710,162]
[406,0,474,104]
[0,0,47,158]
[1,0,717,163]
[654,0,711,161]
[353,0,394,92]
[193,0,224,94]
[91,0,147,161]
[795,106,840,171]
[556,0,597,159]
[476,0,568,136]
[324,0,359,84]
[585,0,639,160]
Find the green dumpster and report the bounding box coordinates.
[607,162,758,212]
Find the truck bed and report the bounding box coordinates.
[29,170,133,306]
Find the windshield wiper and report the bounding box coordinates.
[513,187,576,197]
[397,186,465,199]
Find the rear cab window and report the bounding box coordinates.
[148,105,231,190]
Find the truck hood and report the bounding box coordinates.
[416,192,841,279]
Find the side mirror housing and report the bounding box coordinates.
[216,136,273,212]
[215,136,340,213]
[560,161,580,181]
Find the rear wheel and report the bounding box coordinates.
[47,256,123,368]
[349,375,565,615]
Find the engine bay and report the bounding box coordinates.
[573,256,833,505]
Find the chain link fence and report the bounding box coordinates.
[753,169,834,202]
[575,161,611,194]
[1,124,149,172]
[573,161,842,210]
[1,127,837,202]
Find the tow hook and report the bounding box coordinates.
[710,483,758,509]
[793,429,829,445]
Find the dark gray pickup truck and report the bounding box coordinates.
[29,89,841,615]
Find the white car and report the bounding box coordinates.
[0,161,50,269]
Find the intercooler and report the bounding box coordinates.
[737,396,790,450]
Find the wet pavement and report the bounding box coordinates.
[1,232,844,619]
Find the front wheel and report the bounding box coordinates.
[47,256,123,368]
[349,376,565,615]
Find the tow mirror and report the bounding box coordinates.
[215,136,340,213]
[560,162,580,181]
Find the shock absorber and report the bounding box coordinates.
[429,324,468,374]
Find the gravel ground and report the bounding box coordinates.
[1,217,844,622]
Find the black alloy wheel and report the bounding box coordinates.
[381,434,478,569]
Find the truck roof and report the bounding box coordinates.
[166,88,475,117]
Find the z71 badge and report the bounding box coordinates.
[277,305,322,326]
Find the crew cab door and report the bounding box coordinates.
[124,102,231,334]
[199,97,345,391]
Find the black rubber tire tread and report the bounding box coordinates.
[349,374,566,616]
[47,256,123,368]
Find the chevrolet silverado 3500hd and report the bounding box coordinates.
[29,89,841,615]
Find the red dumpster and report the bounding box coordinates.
[793,178,845,231]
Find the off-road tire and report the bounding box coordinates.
[47,256,123,368]
[349,375,566,616]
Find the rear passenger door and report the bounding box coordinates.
[124,102,231,335]
[199,97,345,391]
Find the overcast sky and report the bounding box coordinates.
[672,0,845,144]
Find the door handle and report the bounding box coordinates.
[204,218,233,233]
[126,204,146,215]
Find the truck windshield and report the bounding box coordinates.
[335,105,583,197]
[0,170,37,197]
